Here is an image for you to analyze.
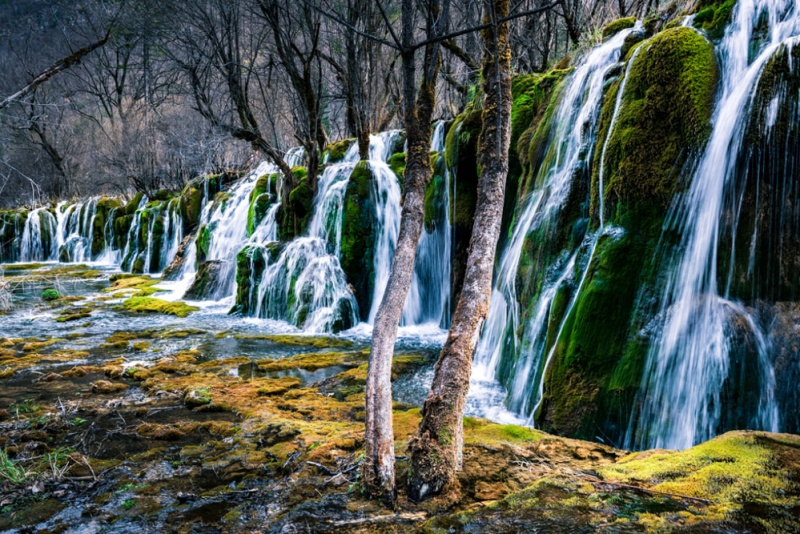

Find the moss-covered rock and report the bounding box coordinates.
[536,26,718,441]
[602,17,636,39]
[340,161,377,319]
[247,173,279,236]
[277,177,314,242]
[693,0,738,40]
[119,297,199,318]
[594,27,718,222]
[324,138,355,163]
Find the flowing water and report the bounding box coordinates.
[468,27,636,422]
[627,0,799,450]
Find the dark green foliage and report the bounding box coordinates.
[340,161,376,319]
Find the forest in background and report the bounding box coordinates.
[0,0,655,207]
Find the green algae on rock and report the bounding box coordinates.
[119,297,199,318]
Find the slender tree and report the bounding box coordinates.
[362,0,450,504]
[407,0,513,501]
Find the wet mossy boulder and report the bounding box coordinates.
[41,288,61,301]
[340,161,377,319]
[388,152,406,190]
[0,210,27,262]
[91,198,121,256]
[602,17,636,39]
[233,244,277,315]
[693,0,738,40]
[536,27,719,441]
[594,26,718,222]
[247,173,279,236]
[277,172,313,242]
[195,224,212,264]
[423,153,448,232]
[179,173,225,234]
[183,260,225,300]
[325,138,355,163]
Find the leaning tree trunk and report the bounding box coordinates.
[362,70,438,506]
[362,0,448,503]
[407,0,513,502]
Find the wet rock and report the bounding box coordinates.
[91,380,129,394]
[184,388,212,408]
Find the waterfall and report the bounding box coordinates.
[469,27,637,421]
[628,0,798,450]
[20,208,57,262]
[246,142,363,331]
[366,132,406,323]
[402,121,453,328]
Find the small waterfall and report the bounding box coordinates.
[402,121,453,328]
[121,197,148,272]
[469,27,637,421]
[245,145,362,331]
[628,0,797,450]
[20,208,57,262]
[366,132,406,323]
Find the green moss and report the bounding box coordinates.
[196,224,211,264]
[231,333,354,348]
[693,0,738,40]
[602,17,636,39]
[423,171,446,232]
[325,139,355,163]
[277,179,314,242]
[340,161,376,318]
[594,27,718,224]
[119,297,199,318]
[247,173,279,236]
[388,152,406,189]
[41,289,61,301]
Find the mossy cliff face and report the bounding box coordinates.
[178,173,226,235]
[340,161,377,319]
[277,167,312,242]
[535,27,718,441]
[113,192,144,252]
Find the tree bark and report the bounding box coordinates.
[362,0,448,506]
[407,0,513,502]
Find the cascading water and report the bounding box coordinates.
[402,121,453,327]
[246,143,364,331]
[468,27,637,421]
[20,207,57,262]
[627,0,797,450]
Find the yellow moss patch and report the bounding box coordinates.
[119,297,199,318]
[463,417,547,446]
[255,350,366,373]
[231,333,354,348]
[599,431,792,504]
[22,338,66,352]
[105,275,161,297]
[91,380,129,394]
[256,377,302,396]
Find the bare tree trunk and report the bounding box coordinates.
[407,0,513,502]
[362,0,448,505]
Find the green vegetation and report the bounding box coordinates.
[693,0,738,40]
[41,288,61,301]
[120,297,199,318]
[602,17,636,39]
[340,161,376,318]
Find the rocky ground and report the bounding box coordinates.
[1,265,799,533]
